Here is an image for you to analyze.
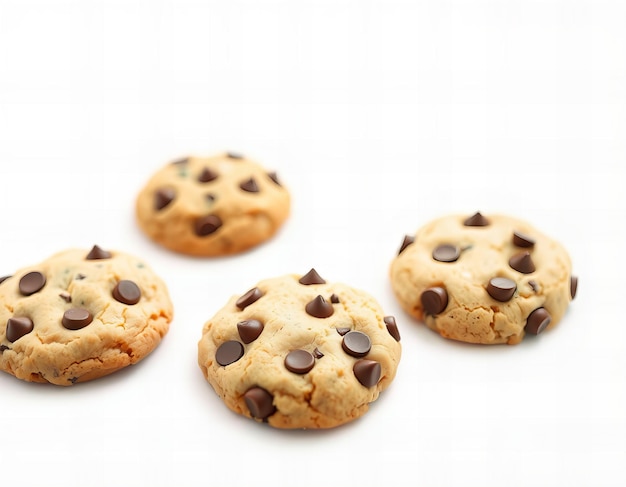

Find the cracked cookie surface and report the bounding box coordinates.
[0,246,173,385]
[390,212,578,345]
[135,152,290,256]
[197,270,402,429]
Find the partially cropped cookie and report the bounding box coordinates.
[0,246,173,385]
[197,270,402,429]
[135,152,290,256]
[390,212,578,345]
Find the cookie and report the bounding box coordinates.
[389,212,578,345]
[0,245,173,385]
[135,152,290,256]
[197,269,402,429]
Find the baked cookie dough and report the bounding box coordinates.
[0,245,173,385]
[135,152,290,256]
[197,269,402,429]
[390,212,578,345]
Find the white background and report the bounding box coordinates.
[1,1,624,486]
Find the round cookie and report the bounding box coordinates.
[389,212,578,345]
[0,245,173,385]
[135,152,290,256]
[197,269,402,429]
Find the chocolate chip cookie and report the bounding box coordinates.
[390,212,578,345]
[0,246,173,385]
[197,269,402,429]
[135,152,290,256]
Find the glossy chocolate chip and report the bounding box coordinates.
[570,276,578,300]
[0,275,11,285]
[19,271,46,296]
[62,308,93,330]
[171,157,189,165]
[6,317,34,342]
[464,212,490,227]
[342,331,372,358]
[284,350,315,374]
[215,340,244,366]
[236,287,264,310]
[384,316,401,342]
[244,387,276,420]
[113,280,141,305]
[305,295,334,318]
[330,293,340,304]
[398,235,415,255]
[154,188,176,210]
[267,172,281,186]
[432,244,460,263]
[237,319,264,344]
[421,287,448,315]
[299,268,326,285]
[86,245,111,260]
[513,230,535,248]
[353,360,381,387]
[194,215,222,236]
[336,327,351,336]
[525,308,551,335]
[198,167,218,183]
[313,347,324,359]
[240,177,260,193]
[226,152,244,159]
[509,252,536,274]
[59,291,72,303]
[486,277,517,302]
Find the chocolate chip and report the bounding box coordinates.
[226,152,244,159]
[528,280,539,292]
[398,235,415,255]
[18,271,46,296]
[237,319,264,344]
[62,308,93,330]
[154,188,176,210]
[75,273,86,280]
[6,316,34,342]
[0,344,9,353]
[86,245,111,260]
[299,268,326,285]
[198,167,218,183]
[112,280,141,305]
[205,194,216,203]
[313,347,324,359]
[464,212,490,227]
[342,331,372,358]
[171,157,189,165]
[384,316,401,342]
[330,293,340,303]
[486,277,517,302]
[194,215,222,236]
[513,230,535,248]
[432,244,460,263]
[215,340,244,366]
[284,350,315,374]
[267,172,281,186]
[0,275,11,285]
[509,251,536,274]
[421,287,448,315]
[240,177,259,193]
[570,276,578,300]
[305,295,334,318]
[244,386,276,420]
[336,327,350,336]
[59,291,72,303]
[525,308,551,335]
[236,287,264,310]
[353,359,381,387]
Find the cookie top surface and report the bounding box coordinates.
[197,270,402,429]
[0,246,173,385]
[135,152,290,256]
[390,212,577,345]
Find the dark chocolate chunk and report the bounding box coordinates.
[198,167,218,183]
[215,340,244,366]
[336,327,350,336]
[112,280,141,305]
[299,268,326,285]
[171,157,189,165]
[305,295,334,318]
[486,277,517,302]
[398,235,415,255]
[59,291,72,303]
[509,251,536,274]
[353,359,381,387]
[384,316,401,342]
[513,230,535,248]
[62,308,93,330]
[6,316,34,342]
[570,276,578,300]
[463,212,490,227]
[154,188,176,210]
[267,172,281,186]
[237,319,264,344]
[421,287,448,315]
[244,386,276,420]
[19,271,46,296]
[342,331,371,358]
[0,275,11,285]
[284,350,315,374]
[236,287,264,310]
[226,152,244,160]
[194,215,222,236]
[313,347,324,359]
[239,177,260,193]
[432,244,460,263]
[86,245,111,260]
[330,293,340,304]
[525,307,551,335]
[0,344,9,353]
